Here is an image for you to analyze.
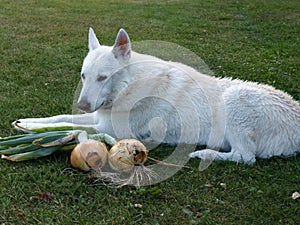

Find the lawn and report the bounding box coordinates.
[0,0,299,224]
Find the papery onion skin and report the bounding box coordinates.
[70,146,90,171]
[71,140,108,171]
[108,139,148,173]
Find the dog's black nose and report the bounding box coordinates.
[77,99,91,112]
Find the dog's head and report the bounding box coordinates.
[77,28,131,112]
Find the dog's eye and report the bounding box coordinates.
[97,75,108,82]
[81,73,85,80]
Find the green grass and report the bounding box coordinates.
[0,0,299,224]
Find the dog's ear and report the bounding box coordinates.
[112,28,131,61]
[88,27,101,51]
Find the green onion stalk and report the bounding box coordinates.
[0,123,116,162]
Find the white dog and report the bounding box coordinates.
[13,28,300,164]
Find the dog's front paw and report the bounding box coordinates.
[11,119,35,133]
[12,120,26,132]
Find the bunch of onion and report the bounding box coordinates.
[2,123,189,187]
[68,132,155,186]
[91,138,189,187]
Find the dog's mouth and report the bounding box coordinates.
[98,98,113,109]
[90,99,113,112]
[78,96,114,113]
[93,101,105,111]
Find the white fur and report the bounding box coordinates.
[13,28,300,164]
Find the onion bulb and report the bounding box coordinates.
[108,139,148,173]
[71,139,108,171]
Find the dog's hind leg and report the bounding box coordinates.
[189,148,256,164]
[189,134,257,164]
